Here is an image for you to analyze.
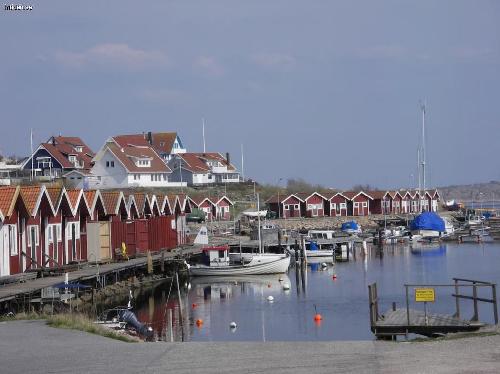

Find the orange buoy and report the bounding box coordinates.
[196,319,203,327]
[192,303,197,309]
[332,274,337,280]
[314,314,323,321]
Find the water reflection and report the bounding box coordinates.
[130,242,500,342]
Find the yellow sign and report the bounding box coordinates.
[415,288,435,302]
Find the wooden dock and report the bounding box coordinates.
[0,246,201,305]
[368,279,498,339]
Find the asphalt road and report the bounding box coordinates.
[1,320,499,373]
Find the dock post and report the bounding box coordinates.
[472,282,479,321]
[454,278,460,319]
[405,285,410,326]
[492,284,498,324]
[294,240,299,261]
[175,272,184,340]
[167,308,173,342]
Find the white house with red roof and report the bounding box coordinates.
[22,136,94,180]
[167,152,240,186]
[90,137,185,188]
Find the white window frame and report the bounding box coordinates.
[339,203,347,210]
[27,225,39,247]
[8,224,18,255]
[48,224,53,243]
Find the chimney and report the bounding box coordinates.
[225,152,230,166]
[147,132,153,145]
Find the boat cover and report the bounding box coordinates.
[410,212,445,232]
[341,221,359,231]
[309,241,319,251]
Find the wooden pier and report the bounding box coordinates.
[0,246,201,306]
[369,279,498,339]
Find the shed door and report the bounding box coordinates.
[99,222,110,260]
[1,226,9,276]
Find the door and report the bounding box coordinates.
[29,226,37,269]
[99,222,111,260]
[0,225,10,276]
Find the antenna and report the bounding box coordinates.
[30,128,34,181]
[241,143,245,181]
[202,118,206,153]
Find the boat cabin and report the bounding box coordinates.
[308,230,335,240]
[201,246,230,266]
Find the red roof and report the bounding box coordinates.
[106,143,171,173]
[177,152,236,173]
[0,186,19,217]
[40,136,94,170]
[150,133,178,154]
[100,191,126,216]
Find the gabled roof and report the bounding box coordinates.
[281,193,305,203]
[105,143,171,173]
[174,152,236,173]
[327,192,350,201]
[364,190,389,200]
[26,136,94,170]
[126,195,140,218]
[66,189,90,216]
[176,193,191,212]
[157,194,172,215]
[148,195,161,215]
[100,191,128,216]
[149,132,180,155]
[215,195,234,206]
[342,191,374,200]
[84,190,107,216]
[295,192,328,202]
[190,196,216,207]
[20,185,55,216]
[45,186,66,213]
[0,186,20,218]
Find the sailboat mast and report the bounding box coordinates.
[241,143,245,181]
[421,103,426,193]
[257,193,262,254]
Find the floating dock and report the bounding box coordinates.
[369,279,498,339]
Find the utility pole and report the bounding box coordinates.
[421,102,426,194]
[240,143,245,181]
[202,118,206,153]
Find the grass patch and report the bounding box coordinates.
[1,312,137,343]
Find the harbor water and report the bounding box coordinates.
[132,242,500,341]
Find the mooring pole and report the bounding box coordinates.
[167,308,173,342]
[492,284,498,325]
[175,272,184,340]
[454,278,460,319]
[472,282,479,321]
[405,285,410,326]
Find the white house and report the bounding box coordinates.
[90,138,185,189]
[167,152,240,186]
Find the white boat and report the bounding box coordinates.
[187,246,290,276]
[467,215,483,226]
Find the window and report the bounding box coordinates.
[74,146,83,153]
[56,224,62,241]
[134,174,140,180]
[106,161,110,167]
[110,161,115,167]
[362,202,368,208]
[27,225,39,246]
[340,203,346,209]
[7,225,17,255]
[68,155,77,163]
[160,141,165,147]
[284,205,290,210]
[48,225,53,243]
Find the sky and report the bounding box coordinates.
[1,0,499,189]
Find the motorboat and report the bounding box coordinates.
[286,240,334,258]
[410,212,445,242]
[187,246,290,276]
[341,221,361,235]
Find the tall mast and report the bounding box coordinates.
[30,128,34,181]
[417,149,421,192]
[421,102,426,193]
[257,193,262,254]
[202,118,206,153]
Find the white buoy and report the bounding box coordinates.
[283,283,290,290]
[267,295,274,302]
[230,321,237,328]
[279,277,284,282]
[321,262,328,268]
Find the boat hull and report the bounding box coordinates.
[189,256,290,276]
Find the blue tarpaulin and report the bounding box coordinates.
[341,221,359,232]
[309,241,319,251]
[410,212,445,232]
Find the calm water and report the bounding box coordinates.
[133,242,500,341]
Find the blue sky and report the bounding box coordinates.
[1,0,499,189]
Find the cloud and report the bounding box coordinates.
[54,43,169,70]
[251,53,296,70]
[193,56,224,76]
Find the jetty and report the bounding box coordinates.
[369,278,498,339]
[0,246,201,306]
